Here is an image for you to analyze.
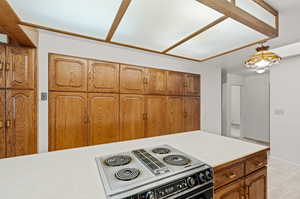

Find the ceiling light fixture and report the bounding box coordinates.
[244,43,281,74]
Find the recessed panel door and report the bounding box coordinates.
[167,96,184,134]
[184,97,200,131]
[145,68,167,95]
[167,71,184,96]
[120,65,146,94]
[184,73,200,96]
[0,90,5,158]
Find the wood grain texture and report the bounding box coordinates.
[5,89,36,157]
[49,92,88,151]
[49,54,88,92]
[6,46,35,89]
[166,96,184,134]
[88,60,119,93]
[145,95,167,137]
[145,68,167,95]
[245,167,267,199]
[167,71,184,96]
[215,162,245,189]
[252,0,278,16]
[120,94,145,141]
[106,0,132,41]
[246,152,267,175]
[214,179,245,199]
[0,45,5,88]
[88,93,119,145]
[184,73,200,96]
[184,97,200,131]
[120,64,146,94]
[0,90,5,158]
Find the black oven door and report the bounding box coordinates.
[173,184,213,199]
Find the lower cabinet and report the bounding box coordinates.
[245,167,267,199]
[166,96,184,134]
[214,179,244,199]
[49,92,88,151]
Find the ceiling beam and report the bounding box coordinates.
[196,0,278,38]
[0,0,35,47]
[162,16,227,53]
[105,0,132,41]
[252,0,278,16]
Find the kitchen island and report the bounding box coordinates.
[0,131,269,199]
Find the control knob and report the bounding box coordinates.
[199,172,206,183]
[146,191,155,199]
[205,170,212,181]
[187,177,196,187]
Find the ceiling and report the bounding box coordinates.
[7,0,278,63]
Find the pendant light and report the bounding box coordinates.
[244,43,281,74]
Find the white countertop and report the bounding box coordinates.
[0,131,268,199]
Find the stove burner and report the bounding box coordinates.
[152,147,171,154]
[105,155,132,167]
[163,155,191,166]
[115,168,140,181]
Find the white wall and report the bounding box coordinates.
[38,30,222,152]
[231,86,241,125]
[270,55,300,165]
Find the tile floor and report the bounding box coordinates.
[268,157,300,199]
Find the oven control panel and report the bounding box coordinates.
[125,168,213,199]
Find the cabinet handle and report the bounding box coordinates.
[5,120,11,128]
[5,63,10,71]
[143,77,148,85]
[226,173,237,179]
[143,113,147,120]
[0,61,3,71]
[0,121,3,128]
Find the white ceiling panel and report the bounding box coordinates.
[169,18,267,60]
[7,0,123,39]
[112,0,223,51]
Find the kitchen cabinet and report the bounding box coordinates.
[49,92,88,151]
[245,168,267,199]
[0,45,5,88]
[145,95,167,137]
[5,47,35,89]
[145,68,167,95]
[184,73,200,96]
[49,54,88,92]
[5,90,36,157]
[120,64,146,94]
[167,71,184,96]
[214,179,244,199]
[0,90,5,158]
[184,97,200,131]
[120,94,145,141]
[88,60,119,93]
[167,96,184,133]
[88,93,119,145]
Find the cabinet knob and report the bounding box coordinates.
[5,63,10,71]
[0,121,3,128]
[5,120,11,128]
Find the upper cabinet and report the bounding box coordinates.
[184,73,200,96]
[167,96,184,134]
[0,45,5,88]
[184,97,200,131]
[167,71,184,96]
[5,47,35,89]
[145,68,167,95]
[88,60,119,93]
[120,64,146,94]
[49,54,88,92]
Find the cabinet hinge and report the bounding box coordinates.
[143,77,148,85]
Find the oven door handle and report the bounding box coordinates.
[171,187,213,199]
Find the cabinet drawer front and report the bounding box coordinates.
[246,153,267,175]
[215,162,244,189]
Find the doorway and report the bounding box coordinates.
[230,85,241,138]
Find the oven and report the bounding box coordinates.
[173,183,213,199]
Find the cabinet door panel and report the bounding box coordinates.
[88,93,119,145]
[49,54,87,92]
[145,69,167,95]
[167,71,184,96]
[49,92,88,151]
[120,94,145,141]
[145,96,167,137]
[5,90,36,157]
[167,96,184,134]
[120,65,145,94]
[0,45,5,88]
[246,167,267,199]
[184,97,200,131]
[88,60,119,93]
[184,74,200,96]
[215,179,244,199]
[6,47,35,89]
[0,90,5,158]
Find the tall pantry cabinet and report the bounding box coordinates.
[0,44,37,159]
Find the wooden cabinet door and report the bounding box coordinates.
[245,168,267,199]
[145,96,167,137]
[167,96,184,134]
[145,69,167,95]
[0,45,5,88]
[167,71,184,96]
[0,90,5,158]
[49,92,88,151]
[120,94,145,141]
[5,90,36,157]
[6,47,35,89]
[184,97,200,131]
[215,179,245,199]
[88,60,119,93]
[184,73,200,96]
[49,54,87,92]
[88,93,119,145]
[120,65,146,94]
